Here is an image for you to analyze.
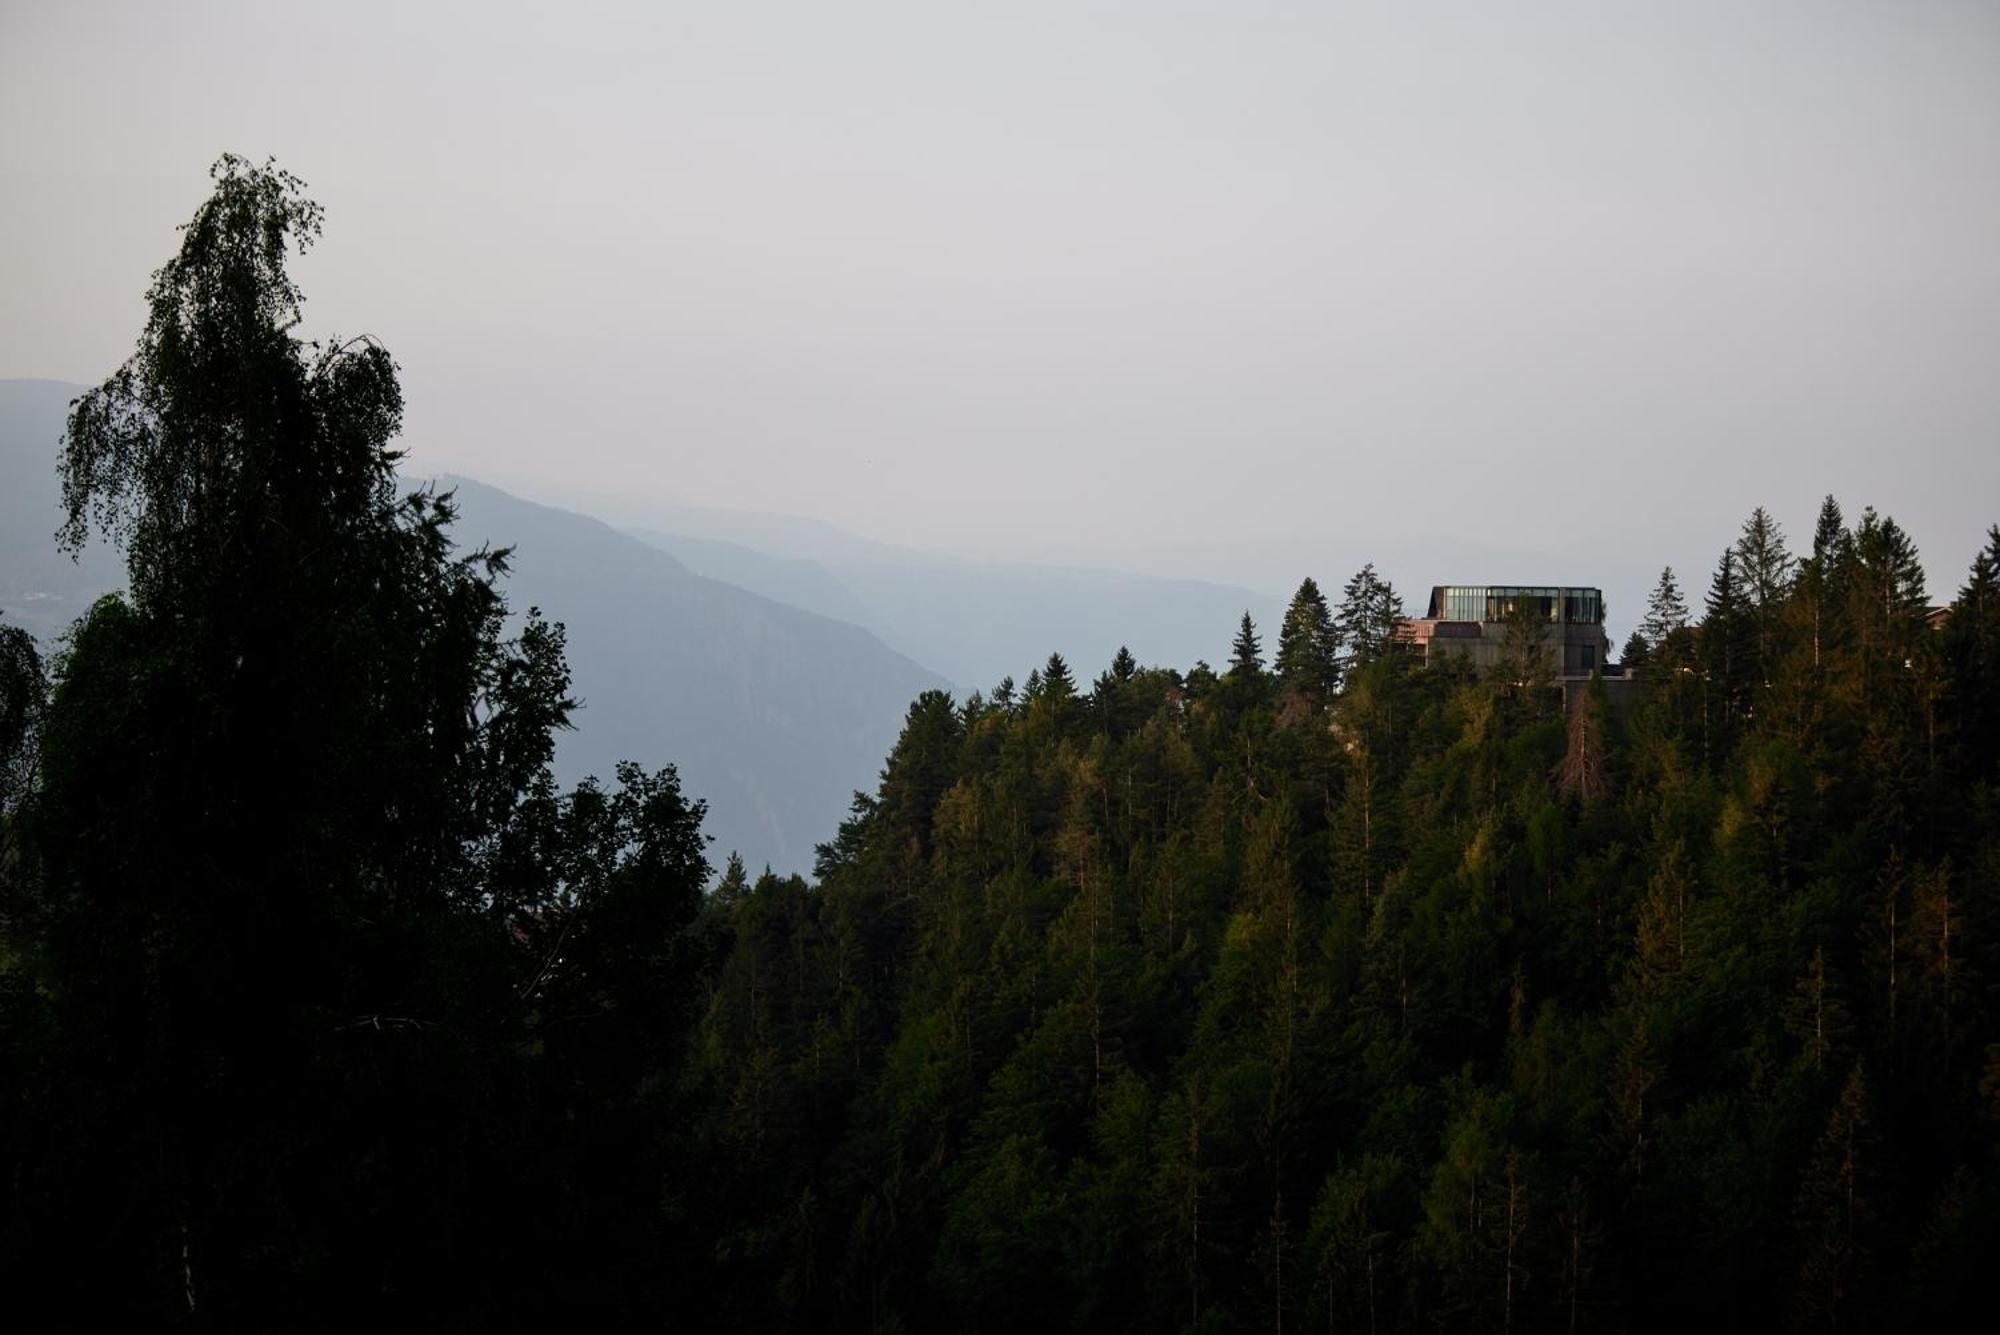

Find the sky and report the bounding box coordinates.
[4,0,1998,631]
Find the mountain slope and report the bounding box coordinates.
[621,503,1286,690]
[440,479,945,874]
[1,381,944,874]
[627,527,880,633]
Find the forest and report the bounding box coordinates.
[2,160,1997,1333]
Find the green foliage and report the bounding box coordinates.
[1338,562,1404,674]
[681,502,2000,1332]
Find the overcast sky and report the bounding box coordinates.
[4,0,1998,622]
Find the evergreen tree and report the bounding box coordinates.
[1638,566,1691,649]
[1230,611,1264,676]
[1274,577,1340,700]
[714,851,751,906]
[1500,592,1554,689]
[1703,547,1752,731]
[1734,506,1795,691]
[1042,652,1076,698]
[1734,505,1797,613]
[1337,563,1403,672]
[1810,494,1851,572]
[1944,526,2000,777]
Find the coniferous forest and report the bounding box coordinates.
[5,162,2000,1333]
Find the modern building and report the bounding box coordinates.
[1395,585,1611,681]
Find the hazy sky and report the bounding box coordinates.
[5,0,1998,623]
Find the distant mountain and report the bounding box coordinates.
[431,479,946,875]
[1,381,944,874]
[628,527,881,632]
[622,503,1286,691]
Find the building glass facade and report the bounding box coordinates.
[1425,585,1603,625]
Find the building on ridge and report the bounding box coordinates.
[1394,585,1612,681]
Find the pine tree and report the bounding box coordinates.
[1112,645,1138,682]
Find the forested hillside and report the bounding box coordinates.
[681,515,2000,1331]
[2,159,1996,1331]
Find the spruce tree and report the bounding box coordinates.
[1734,506,1794,688]
[1638,566,1690,649]
[1274,578,1338,697]
[1734,506,1797,613]
[1041,652,1076,700]
[1810,494,1851,572]
[1703,548,1753,734]
[1230,612,1264,677]
[1337,564,1403,673]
